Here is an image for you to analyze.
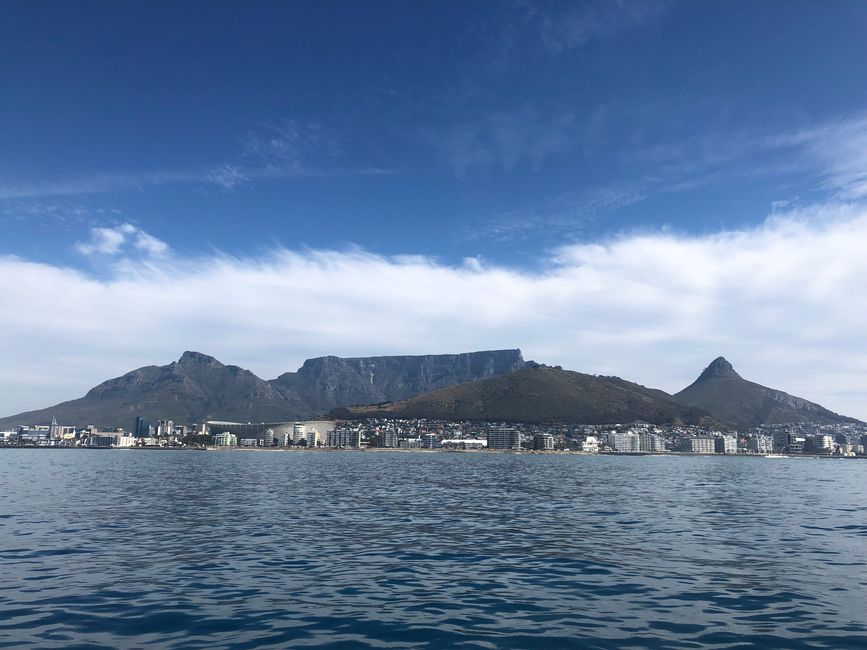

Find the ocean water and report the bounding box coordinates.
[1,450,865,649]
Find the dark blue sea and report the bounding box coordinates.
[1,450,866,649]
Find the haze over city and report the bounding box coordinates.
[2,1,866,419]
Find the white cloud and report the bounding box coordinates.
[2,202,867,420]
[74,223,169,257]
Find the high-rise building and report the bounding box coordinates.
[533,433,554,450]
[133,416,150,438]
[608,432,640,452]
[714,436,737,454]
[327,428,361,448]
[487,426,520,450]
[422,433,438,449]
[382,429,399,448]
[639,433,665,452]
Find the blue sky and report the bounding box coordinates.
[2,1,867,419]
[3,1,866,264]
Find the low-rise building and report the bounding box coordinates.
[680,437,715,454]
[746,435,774,454]
[214,432,237,446]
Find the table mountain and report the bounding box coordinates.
[673,356,858,429]
[271,349,528,413]
[332,366,721,426]
[0,349,528,429]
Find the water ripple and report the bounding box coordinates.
[1,450,866,648]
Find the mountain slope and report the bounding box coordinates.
[0,352,305,430]
[333,366,721,426]
[0,349,529,429]
[674,357,857,429]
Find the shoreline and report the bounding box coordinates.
[1,446,864,459]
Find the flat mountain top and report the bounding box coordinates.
[334,366,721,427]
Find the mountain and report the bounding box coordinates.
[331,366,721,426]
[673,357,858,429]
[0,352,304,430]
[0,349,528,429]
[271,349,528,413]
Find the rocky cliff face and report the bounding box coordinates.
[271,349,528,412]
[0,349,528,429]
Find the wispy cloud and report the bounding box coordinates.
[535,0,670,54]
[466,182,647,242]
[0,200,122,223]
[74,223,169,257]
[769,113,867,200]
[240,119,337,168]
[423,107,578,176]
[0,118,389,200]
[2,202,867,420]
[470,109,867,241]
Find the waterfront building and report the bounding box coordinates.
[440,439,487,449]
[639,433,665,452]
[382,429,399,448]
[239,438,258,447]
[134,416,150,438]
[214,432,237,446]
[18,427,51,445]
[608,431,640,453]
[533,433,555,451]
[306,430,320,448]
[86,434,117,448]
[422,433,438,449]
[327,429,361,448]
[680,437,715,454]
[292,422,306,443]
[747,435,774,454]
[487,426,520,450]
[714,435,738,454]
[579,436,600,453]
[398,438,422,449]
